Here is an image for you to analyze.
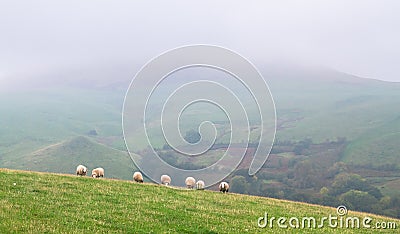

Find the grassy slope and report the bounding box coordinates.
[3,136,138,180]
[0,169,399,233]
[343,116,400,166]
[268,74,400,167]
[0,88,130,178]
[0,88,123,141]
[270,77,400,141]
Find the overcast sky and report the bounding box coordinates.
[0,0,399,87]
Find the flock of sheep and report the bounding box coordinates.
[76,164,230,193]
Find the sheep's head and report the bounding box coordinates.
[92,173,97,178]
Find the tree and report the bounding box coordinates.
[320,187,329,195]
[330,173,368,196]
[293,138,312,155]
[329,173,382,199]
[230,176,250,194]
[339,190,378,213]
[326,162,348,179]
[184,129,201,144]
[293,160,317,189]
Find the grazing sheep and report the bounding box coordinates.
[133,172,144,183]
[161,174,171,185]
[219,182,229,193]
[185,177,196,189]
[76,165,87,176]
[196,180,205,190]
[91,167,105,178]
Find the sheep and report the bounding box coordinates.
[91,167,105,178]
[161,174,171,185]
[196,180,205,190]
[76,165,87,176]
[133,172,144,183]
[219,181,229,193]
[185,177,196,189]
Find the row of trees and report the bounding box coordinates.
[228,166,400,218]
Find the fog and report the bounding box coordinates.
[1,0,399,89]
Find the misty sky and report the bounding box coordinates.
[1,0,399,87]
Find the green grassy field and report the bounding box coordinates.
[0,169,399,233]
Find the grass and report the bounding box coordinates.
[6,136,138,180]
[343,117,400,166]
[379,179,400,198]
[1,169,399,233]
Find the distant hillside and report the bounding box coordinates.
[266,67,400,141]
[343,116,400,167]
[1,136,137,180]
[264,66,400,168]
[0,169,398,233]
[1,64,400,176]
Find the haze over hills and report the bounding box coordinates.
[2,2,400,229]
[2,136,137,180]
[1,63,400,170]
[1,63,400,217]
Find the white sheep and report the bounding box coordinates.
[185,177,196,189]
[76,165,87,176]
[219,181,229,193]
[196,180,205,190]
[91,167,105,178]
[133,172,144,183]
[161,174,171,185]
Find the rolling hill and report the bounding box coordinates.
[0,169,398,233]
[264,66,400,171]
[1,64,399,177]
[1,136,137,180]
[343,116,400,167]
